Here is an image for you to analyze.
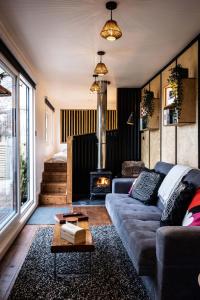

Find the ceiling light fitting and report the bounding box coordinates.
[90,74,100,93]
[127,112,134,125]
[94,51,108,76]
[100,1,122,41]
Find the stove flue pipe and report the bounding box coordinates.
[96,80,108,170]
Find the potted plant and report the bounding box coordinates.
[167,64,188,119]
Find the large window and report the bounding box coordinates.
[0,61,17,228]
[0,57,35,231]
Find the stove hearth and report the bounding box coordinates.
[90,171,112,200]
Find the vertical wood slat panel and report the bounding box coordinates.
[60,109,117,143]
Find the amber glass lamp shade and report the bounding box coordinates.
[94,62,108,76]
[90,81,100,93]
[90,74,100,93]
[100,19,122,41]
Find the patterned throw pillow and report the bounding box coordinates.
[128,178,138,196]
[160,182,196,226]
[182,188,200,226]
[129,171,164,205]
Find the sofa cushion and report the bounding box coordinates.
[105,193,162,276]
[130,170,164,205]
[182,188,200,226]
[160,182,196,226]
[154,161,174,175]
[119,218,160,275]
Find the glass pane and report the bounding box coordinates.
[19,79,30,207]
[0,62,17,228]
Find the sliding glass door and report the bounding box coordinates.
[0,61,18,229]
[0,56,35,231]
[19,77,34,209]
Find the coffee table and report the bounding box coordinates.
[51,220,95,279]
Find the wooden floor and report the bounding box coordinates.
[0,206,111,300]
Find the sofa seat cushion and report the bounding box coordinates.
[120,219,160,275]
[105,193,162,276]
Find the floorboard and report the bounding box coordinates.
[0,206,111,300]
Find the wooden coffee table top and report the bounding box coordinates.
[51,220,95,253]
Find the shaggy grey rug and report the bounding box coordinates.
[9,226,149,300]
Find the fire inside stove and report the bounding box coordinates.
[90,171,112,200]
[96,176,110,187]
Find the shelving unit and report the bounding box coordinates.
[163,78,196,126]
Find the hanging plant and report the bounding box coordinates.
[142,89,154,117]
[167,64,188,119]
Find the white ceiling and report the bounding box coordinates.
[0,0,200,108]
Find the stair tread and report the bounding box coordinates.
[40,192,67,196]
[41,182,67,185]
[43,171,67,175]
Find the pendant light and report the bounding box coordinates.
[90,74,100,93]
[94,51,108,76]
[100,1,122,41]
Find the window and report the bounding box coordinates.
[0,55,35,231]
[0,61,17,229]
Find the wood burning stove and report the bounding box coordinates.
[90,171,112,200]
[90,80,112,200]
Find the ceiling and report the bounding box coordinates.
[0,0,200,108]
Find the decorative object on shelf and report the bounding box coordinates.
[0,72,11,96]
[90,74,100,93]
[100,1,122,41]
[142,89,154,117]
[140,115,148,130]
[127,112,134,125]
[94,51,108,76]
[163,78,196,126]
[167,64,188,119]
[163,104,177,125]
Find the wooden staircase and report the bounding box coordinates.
[39,160,67,205]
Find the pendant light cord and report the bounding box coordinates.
[111,9,113,20]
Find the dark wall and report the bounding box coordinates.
[72,88,141,199]
[117,88,141,161]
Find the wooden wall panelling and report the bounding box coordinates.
[161,62,176,164]
[141,85,150,167]
[60,109,117,142]
[177,42,198,167]
[149,75,161,168]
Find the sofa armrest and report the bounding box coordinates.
[112,178,135,194]
[156,226,200,266]
[156,226,200,299]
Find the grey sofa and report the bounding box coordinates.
[105,162,200,300]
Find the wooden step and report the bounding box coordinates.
[42,172,67,183]
[39,193,67,205]
[41,182,67,193]
[44,161,67,172]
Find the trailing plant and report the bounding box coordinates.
[167,64,187,119]
[20,154,28,204]
[142,89,154,117]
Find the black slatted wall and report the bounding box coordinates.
[72,88,141,199]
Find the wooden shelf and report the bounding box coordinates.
[163,78,196,126]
